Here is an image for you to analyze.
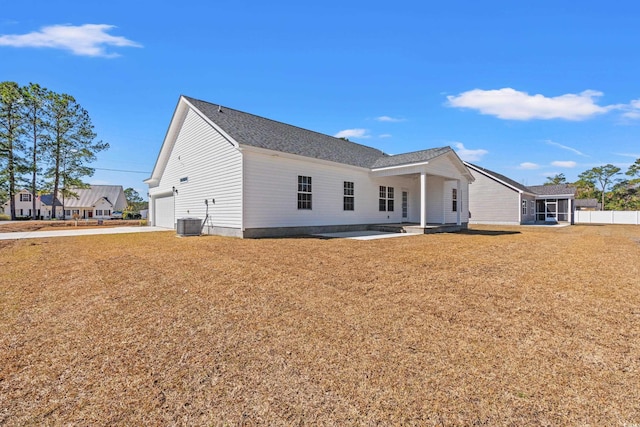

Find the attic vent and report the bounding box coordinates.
[218,105,222,112]
[180,177,188,183]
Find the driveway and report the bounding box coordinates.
[0,226,170,240]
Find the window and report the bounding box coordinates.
[65,210,71,217]
[297,176,312,210]
[96,210,103,216]
[20,193,32,202]
[104,210,111,216]
[522,200,527,215]
[343,181,354,211]
[180,176,188,183]
[379,186,394,211]
[452,188,458,212]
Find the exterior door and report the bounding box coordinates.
[402,191,408,221]
[545,201,557,221]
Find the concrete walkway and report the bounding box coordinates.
[0,226,170,240]
[313,230,420,240]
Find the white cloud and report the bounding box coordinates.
[375,116,405,122]
[615,152,640,159]
[621,99,640,119]
[453,142,488,162]
[546,140,588,157]
[551,160,577,168]
[0,24,142,57]
[446,88,617,121]
[334,128,369,139]
[518,162,540,170]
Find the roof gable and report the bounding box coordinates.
[64,185,125,208]
[465,162,533,194]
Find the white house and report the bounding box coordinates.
[2,185,127,220]
[60,185,127,219]
[145,96,474,238]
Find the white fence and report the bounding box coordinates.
[575,211,640,225]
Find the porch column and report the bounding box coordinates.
[568,198,573,224]
[420,172,427,227]
[456,179,461,226]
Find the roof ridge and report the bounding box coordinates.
[182,95,388,158]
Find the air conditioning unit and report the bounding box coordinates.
[176,217,202,236]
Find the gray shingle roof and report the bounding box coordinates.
[371,146,453,168]
[184,96,453,169]
[39,194,62,207]
[527,184,577,196]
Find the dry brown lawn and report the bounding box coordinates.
[1,225,639,426]
[0,220,145,233]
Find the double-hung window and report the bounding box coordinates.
[298,176,312,210]
[452,188,458,212]
[522,200,527,215]
[20,193,32,202]
[343,181,354,211]
[379,186,394,211]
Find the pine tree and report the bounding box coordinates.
[0,82,26,220]
[22,83,49,219]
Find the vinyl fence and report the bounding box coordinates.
[575,211,640,225]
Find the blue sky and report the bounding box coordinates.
[3,1,640,197]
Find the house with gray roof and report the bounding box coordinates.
[145,96,474,238]
[2,186,125,220]
[465,162,577,225]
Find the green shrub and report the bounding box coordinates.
[0,213,10,221]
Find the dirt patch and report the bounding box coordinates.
[1,224,639,425]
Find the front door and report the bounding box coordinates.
[545,201,557,221]
[402,191,408,221]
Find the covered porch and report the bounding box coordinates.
[371,154,473,228]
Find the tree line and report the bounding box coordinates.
[545,160,640,210]
[0,81,108,220]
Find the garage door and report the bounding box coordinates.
[154,196,175,229]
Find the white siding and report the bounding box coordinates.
[243,150,416,228]
[468,170,520,224]
[151,108,243,229]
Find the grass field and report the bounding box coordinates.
[1,225,639,425]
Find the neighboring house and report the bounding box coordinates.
[2,185,126,220]
[465,162,577,225]
[145,96,475,238]
[61,185,127,219]
[574,198,601,211]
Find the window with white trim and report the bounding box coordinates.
[522,200,527,215]
[96,209,103,216]
[379,186,394,211]
[452,188,458,212]
[343,181,354,211]
[297,176,312,210]
[20,193,32,202]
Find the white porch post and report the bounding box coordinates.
[420,172,427,227]
[456,179,461,226]
[568,198,573,224]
